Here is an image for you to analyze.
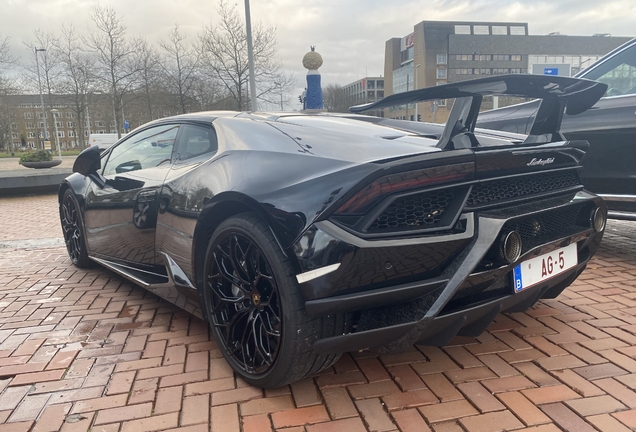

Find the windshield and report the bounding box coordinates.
[581,43,636,97]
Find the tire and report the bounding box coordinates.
[59,189,92,268]
[202,212,345,388]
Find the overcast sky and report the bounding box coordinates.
[2,0,635,109]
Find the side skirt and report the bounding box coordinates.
[90,255,204,319]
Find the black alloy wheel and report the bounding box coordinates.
[206,231,282,375]
[202,213,346,388]
[60,189,91,268]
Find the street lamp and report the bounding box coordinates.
[34,48,49,150]
[49,109,62,160]
[274,82,284,111]
[244,0,257,112]
[414,64,421,121]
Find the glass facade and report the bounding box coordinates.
[392,64,414,94]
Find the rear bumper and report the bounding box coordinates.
[294,191,605,354]
[313,261,585,355]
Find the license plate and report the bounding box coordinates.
[513,243,577,293]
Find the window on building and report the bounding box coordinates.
[55,121,62,128]
[476,68,492,75]
[66,112,75,118]
[455,69,473,75]
[52,112,61,118]
[27,132,35,138]
[37,112,48,119]
[367,80,375,89]
[437,54,447,65]
[377,80,384,89]
[377,91,384,98]
[510,68,524,74]
[455,25,471,34]
[11,133,18,139]
[436,81,447,86]
[492,68,509,74]
[367,91,375,99]
[455,54,472,61]
[27,141,34,147]
[57,131,65,138]
[510,26,526,35]
[492,26,508,35]
[24,112,33,119]
[473,26,489,35]
[438,99,447,107]
[511,55,522,61]
[401,47,414,64]
[67,122,74,128]
[68,130,76,137]
[26,122,35,129]
[492,55,510,61]
[436,68,447,79]
[39,122,45,128]
[475,54,492,61]
[11,123,16,129]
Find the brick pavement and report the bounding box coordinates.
[1,194,636,431]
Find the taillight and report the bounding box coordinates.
[336,162,473,214]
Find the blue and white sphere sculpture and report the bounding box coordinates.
[302,47,324,110]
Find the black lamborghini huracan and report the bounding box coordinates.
[60,74,608,387]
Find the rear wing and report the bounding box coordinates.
[349,74,607,149]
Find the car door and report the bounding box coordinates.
[83,123,180,267]
[564,42,636,200]
[155,123,219,280]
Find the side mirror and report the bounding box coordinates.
[73,146,102,176]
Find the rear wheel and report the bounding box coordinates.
[202,212,344,388]
[60,189,91,268]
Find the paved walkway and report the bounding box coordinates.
[1,195,636,432]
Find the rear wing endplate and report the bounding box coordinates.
[349,74,607,149]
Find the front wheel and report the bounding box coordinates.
[202,212,345,388]
[60,189,92,268]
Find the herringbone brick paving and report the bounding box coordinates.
[1,194,636,431]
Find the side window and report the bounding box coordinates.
[176,124,218,161]
[102,125,179,176]
[582,44,636,97]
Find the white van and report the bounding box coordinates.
[87,133,126,152]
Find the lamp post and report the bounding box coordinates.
[49,109,62,160]
[34,48,49,150]
[244,0,257,112]
[274,82,284,111]
[414,64,421,121]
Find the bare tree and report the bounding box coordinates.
[323,84,354,113]
[85,5,143,138]
[54,25,95,149]
[159,24,201,114]
[0,35,14,77]
[199,0,291,111]
[0,36,16,153]
[135,40,163,123]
